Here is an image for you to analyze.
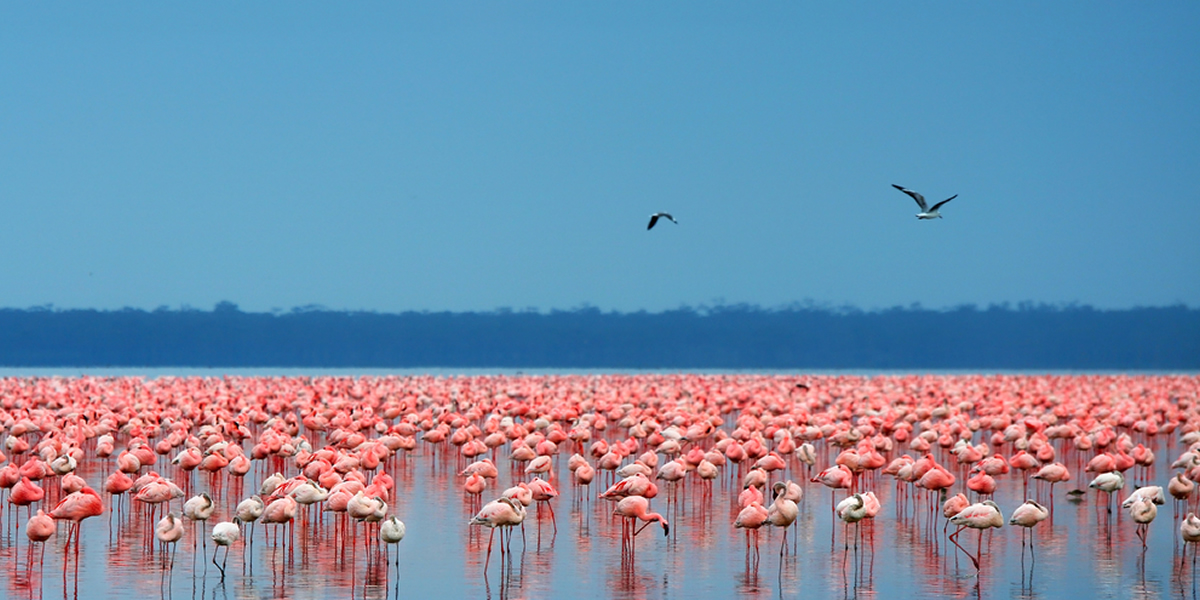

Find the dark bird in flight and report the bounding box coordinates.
[647,213,678,230]
[892,184,957,219]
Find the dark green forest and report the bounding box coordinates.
[0,303,1195,369]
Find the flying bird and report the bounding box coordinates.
[892,185,957,219]
[647,213,678,230]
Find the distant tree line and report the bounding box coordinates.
[0,302,1196,369]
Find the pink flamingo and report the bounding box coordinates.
[1031,462,1070,509]
[767,485,799,557]
[735,501,769,562]
[948,500,1003,569]
[25,509,55,571]
[470,497,526,568]
[1127,497,1157,548]
[155,512,185,571]
[613,495,668,556]
[49,487,104,566]
[528,477,559,533]
[1009,500,1049,558]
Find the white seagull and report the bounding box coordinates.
[893,185,957,219]
[647,213,678,230]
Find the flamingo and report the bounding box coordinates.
[1121,485,1166,509]
[183,492,216,563]
[1169,473,1194,515]
[948,500,1003,569]
[155,512,185,571]
[235,495,265,551]
[1127,497,1157,548]
[470,497,526,568]
[1009,500,1049,558]
[1088,471,1125,514]
[942,492,970,534]
[50,487,104,567]
[1031,463,1070,508]
[25,509,55,571]
[261,495,299,551]
[735,501,770,560]
[380,515,406,567]
[1181,513,1200,567]
[613,495,668,555]
[767,485,799,556]
[528,477,559,533]
[211,519,241,578]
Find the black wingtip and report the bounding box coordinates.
[892,184,905,191]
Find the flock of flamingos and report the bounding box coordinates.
[1,373,1199,597]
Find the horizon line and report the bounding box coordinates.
[4,300,1196,316]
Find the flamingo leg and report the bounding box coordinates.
[484,528,495,571]
[949,525,979,569]
[213,545,225,579]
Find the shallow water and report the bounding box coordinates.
[2,432,1199,600]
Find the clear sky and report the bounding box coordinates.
[2,4,1197,313]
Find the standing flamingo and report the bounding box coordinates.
[183,492,216,564]
[1181,513,1200,567]
[613,495,669,555]
[836,493,869,552]
[235,495,265,551]
[942,493,970,534]
[1088,471,1125,515]
[25,509,55,572]
[767,484,799,557]
[528,477,559,533]
[1169,474,1194,516]
[50,487,104,546]
[1031,463,1070,509]
[948,500,1003,569]
[1009,500,1049,558]
[380,515,407,567]
[470,497,526,568]
[1127,497,1157,548]
[735,501,769,561]
[155,512,185,571]
[211,519,241,578]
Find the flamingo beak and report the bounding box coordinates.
[663,523,670,536]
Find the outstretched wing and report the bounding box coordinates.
[892,184,927,211]
[647,215,660,230]
[658,212,677,224]
[929,195,957,212]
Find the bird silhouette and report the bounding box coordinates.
[647,213,678,230]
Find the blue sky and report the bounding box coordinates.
[2,4,1197,313]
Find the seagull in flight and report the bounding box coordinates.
[892,185,957,219]
[647,213,678,230]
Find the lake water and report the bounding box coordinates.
[0,372,1197,600]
